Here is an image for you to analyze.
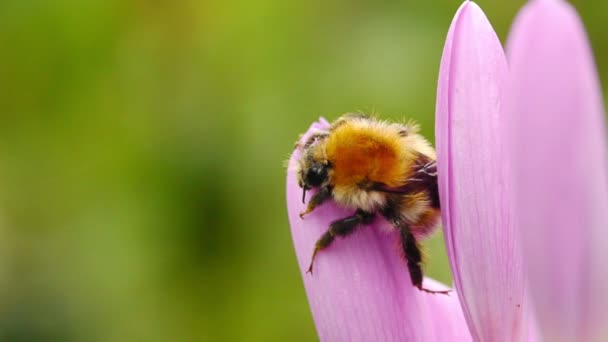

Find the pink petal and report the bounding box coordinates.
[435,2,529,340]
[506,0,608,340]
[286,119,471,342]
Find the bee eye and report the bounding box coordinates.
[305,166,327,187]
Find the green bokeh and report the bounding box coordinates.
[0,1,606,341]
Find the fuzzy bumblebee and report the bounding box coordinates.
[295,114,448,294]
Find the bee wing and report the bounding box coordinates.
[371,160,440,208]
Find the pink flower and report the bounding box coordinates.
[506,0,608,340]
[435,1,530,340]
[286,1,607,341]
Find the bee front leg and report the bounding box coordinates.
[300,186,332,218]
[307,209,374,274]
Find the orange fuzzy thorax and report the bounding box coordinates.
[324,121,413,188]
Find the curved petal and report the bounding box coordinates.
[435,2,529,340]
[286,119,471,342]
[506,0,608,340]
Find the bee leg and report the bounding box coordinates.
[400,228,450,295]
[307,209,374,274]
[299,186,332,218]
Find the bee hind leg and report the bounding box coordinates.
[307,209,374,274]
[400,228,450,295]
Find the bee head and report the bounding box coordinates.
[296,155,331,203]
[304,163,328,188]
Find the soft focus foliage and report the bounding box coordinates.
[0,0,605,340]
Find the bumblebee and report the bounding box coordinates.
[295,113,448,294]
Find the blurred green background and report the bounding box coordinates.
[0,0,606,341]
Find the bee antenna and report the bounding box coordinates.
[302,187,308,204]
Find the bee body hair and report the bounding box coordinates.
[295,114,447,294]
